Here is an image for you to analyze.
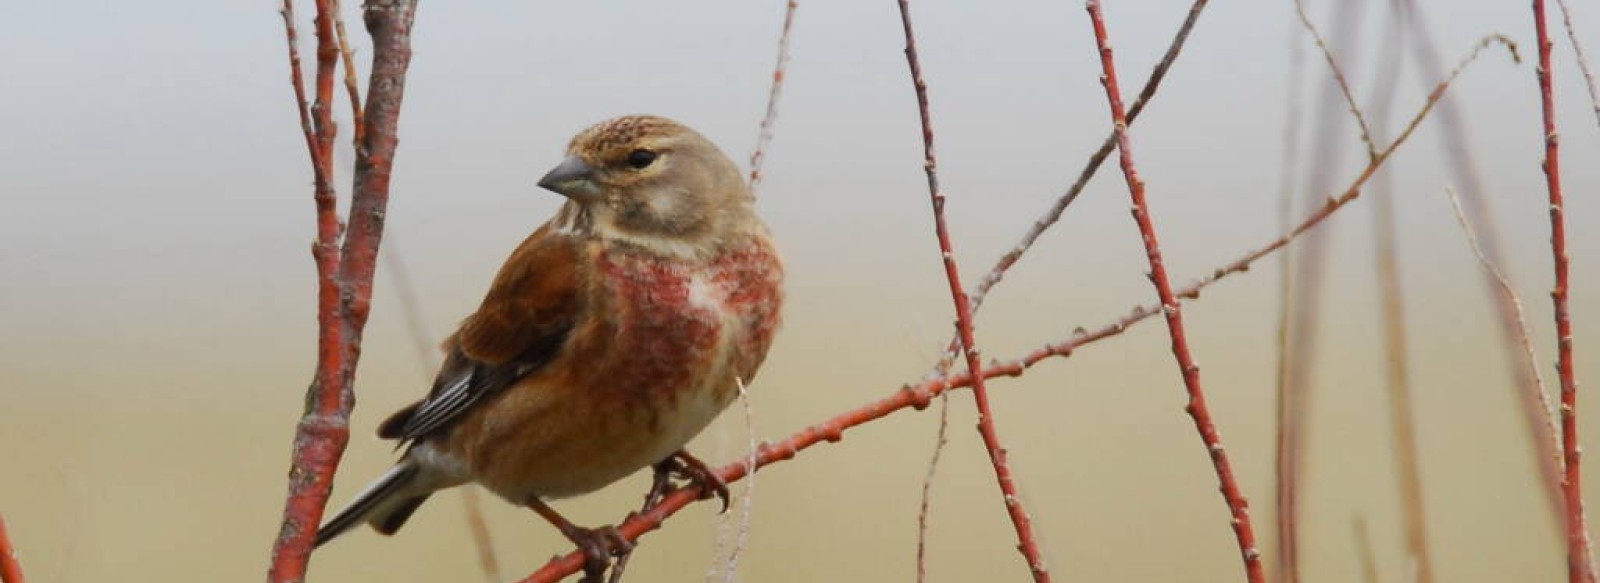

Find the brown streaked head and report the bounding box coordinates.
[537,115,751,243]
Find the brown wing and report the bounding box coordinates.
[378,223,585,442]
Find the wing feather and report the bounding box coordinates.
[378,223,584,443]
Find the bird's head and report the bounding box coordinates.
[538,115,754,253]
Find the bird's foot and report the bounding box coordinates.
[655,449,730,513]
[562,524,632,583]
[528,498,632,583]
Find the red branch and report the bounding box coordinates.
[746,0,798,195]
[269,1,346,580]
[1393,0,1566,526]
[1532,1,1595,580]
[1083,2,1264,581]
[268,1,419,582]
[330,0,366,145]
[963,0,1211,331]
[338,0,416,336]
[894,1,1052,579]
[0,514,23,583]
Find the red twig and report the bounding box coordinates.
[893,1,1050,579]
[0,514,23,583]
[269,1,348,580]
[337,0,416,334]
[917,4,1212,572]
[747,0,797,195]
[965,0,1211,317]
[514,30,1502,582]
[1552,0,1600,129]
[1083,2,1263,581]
[1395,0,1566,525]
[1532,1,1595,580]
[268,2,418,582]
[1293,0,1376,158]
[330,0,365,145]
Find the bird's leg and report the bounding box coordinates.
[607,465,676,583]
[527,497,631,583]
[661,449,730,513]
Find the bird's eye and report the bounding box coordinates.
[626,149,657,169]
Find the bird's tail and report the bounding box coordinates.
[314,461,433,548]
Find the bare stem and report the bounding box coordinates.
[1553,0,1600,130]
[1084,1,1263,580]
[1394,0,1565,526]
[1293,0,1377,159]
[1444,185,1558,468]
[330,0,364,144]
[267,1,419,581]
[916,386,953,583]
[1531,1,1595,579]
[894,1,1051,579]
[747,0,798,195]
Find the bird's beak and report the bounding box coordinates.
[537,156,601,201]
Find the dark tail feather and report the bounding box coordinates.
[373,493,432,535]
[315,462,422,548]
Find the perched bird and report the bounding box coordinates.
[315,115,784,579]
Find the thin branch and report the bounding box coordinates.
[1444,185,1558,466]
[1368,6,1433,582]
[514,31,1507,582]
[1084,2,1262,580]
[965,0,1212,314]
[747,0,798,195]
[706,379,760,583]
[916,385,952,583]
[278,0,329,195]
[336,0,417,335]
[330,0,365,145]
[268,1,350,579]
[1553,0,1600,129]
[894,1,1051,580]
[917,4,1214,573]
[0,514,23,583]
[1279,4,1371,575]
[1293,0,1377,159]
[1532,1,1595,579]
[1394,0,1566,526]
[268,1,419,581]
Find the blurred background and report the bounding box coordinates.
[2,0,1599,581]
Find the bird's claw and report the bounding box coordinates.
[565,525,632,583]
[657,451,730,513]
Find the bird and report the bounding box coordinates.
[313,115,784,580]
